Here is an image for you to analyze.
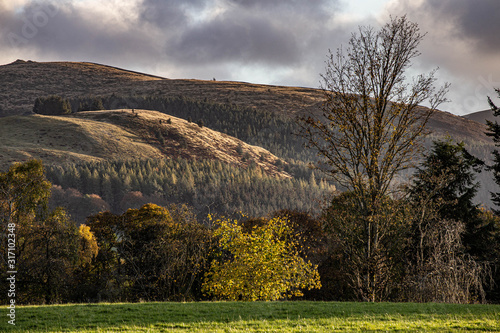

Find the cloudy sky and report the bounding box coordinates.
[1,0,499,115]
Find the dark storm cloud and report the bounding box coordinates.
[139,0,206,29]
[0,0,345,84]
[393,0,500,52]
[0,2,165,66]
[140,0,341,67]
[419,0,500,51]
[227,0,334,18]
[169,15,300,65]
[1,1,156,61]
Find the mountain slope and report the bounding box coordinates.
[463,109,496,126]
[0,110,288,177]
[0,60,491,143]
[0,60,497,208]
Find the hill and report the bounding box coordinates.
[0,109,288,177]
[463,109,496,125]
[0,60,493,143]
[0,59,498,209]
[0,59,323,118]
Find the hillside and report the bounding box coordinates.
[463,109,496,125]
[0,59,323,118]
[0,109,288,177]
[0,59,498,209]
[0,60,494,143]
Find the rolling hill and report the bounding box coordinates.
[0,59,498,210]
[0,59,493,144]
[0,59,324,118]
[0,109,288,177]
[463,109,496,125]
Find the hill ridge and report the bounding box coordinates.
[0,109,289,177]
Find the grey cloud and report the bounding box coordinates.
[0,0,348,86]
[388,0,500,114]
[164,0,341,67]
[1,1,160,65]
[227,0,335,18]
[169,15,300,65]
[393,0,500,52]
[139,0,206,29]
[421,0,500,52]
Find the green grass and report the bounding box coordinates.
[1,301,499,332]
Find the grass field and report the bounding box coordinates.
[1,301,499,332]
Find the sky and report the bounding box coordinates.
[1,0,499,115]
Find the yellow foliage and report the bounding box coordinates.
[78,224,99,265]
[202,216,321,301]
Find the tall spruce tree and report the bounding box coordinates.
[486,89,500,212]
[410,139,493,259]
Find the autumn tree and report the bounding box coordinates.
[86,203,213,302]
[16,208,98,304]
[203,215,321,301]
[323,192,409,301]
[0,160,98,304]
[0,159,51,226]
[298,16,449,301]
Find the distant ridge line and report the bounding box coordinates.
[6,59,168,80]
[83,62,168,80]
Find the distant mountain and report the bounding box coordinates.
[463,109,496,125]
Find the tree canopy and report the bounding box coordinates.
[202,215,321,301]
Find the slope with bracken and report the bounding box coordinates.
[0,109,289,178]
[0,59,323,118]
[0,60,493,145]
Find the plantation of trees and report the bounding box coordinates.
[45,158,334,222]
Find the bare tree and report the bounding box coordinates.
[299,16,449,301]
[299,16,449,206]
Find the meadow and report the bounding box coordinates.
[2,301,500,332]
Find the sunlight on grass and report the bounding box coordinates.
[1,301,499,332]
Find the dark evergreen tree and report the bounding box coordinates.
[91,97,104,110]
[486,89,500,212]
[33,95,71,115]
[410,139,493,259]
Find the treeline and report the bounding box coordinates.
[2,154,500,304]
[45,158,334,222]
